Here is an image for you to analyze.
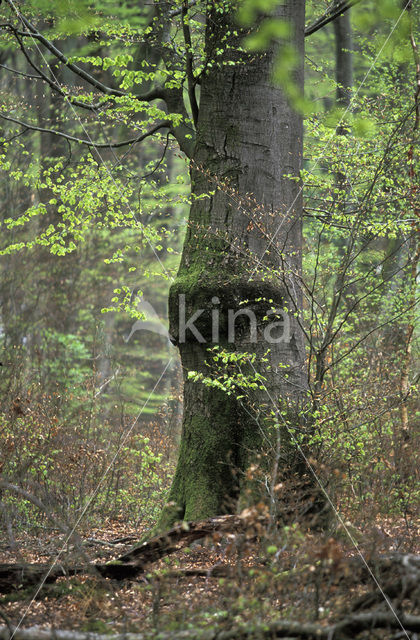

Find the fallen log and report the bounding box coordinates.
[0,564,83,593]
[0,513,418,598]
[116,514,261,564]
[349,553,420,611]
[0,515,262,592]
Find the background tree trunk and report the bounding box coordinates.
[334,11,353,110]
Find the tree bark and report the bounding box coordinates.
[334,11,353,110]
[161,1,309,527]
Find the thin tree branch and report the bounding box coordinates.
[0,481,67,534]
[327,296,419,373]
[169,0,199,18]
[150,0,196,156]
[182,0,199,127]
[0,62,41,80]
[3,26,109,112]
[305,0,363,38]
[1,4,165,103]
[164,89,196,157]
[140,131,171,179]
[1,4,195,155]
[0,113,170,148]
[324,232,416,349]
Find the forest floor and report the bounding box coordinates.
[0,514,418,638]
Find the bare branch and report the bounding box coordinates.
[0,481,67,534]
[305,0,363,38]
[1,3,166,104]
[0,62,41,80]
[169,0,199,18]
[0,113,170,148]
[182,0,199,127]
[327,296,420,374]
[3,26,109,112]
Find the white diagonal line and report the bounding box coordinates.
[247,358,410,639]
[1,11,176,629]
[9,357,174,639]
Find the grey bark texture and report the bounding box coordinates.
[160,0,315,528]
[334,10,353,108]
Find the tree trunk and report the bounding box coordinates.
[333,9,353,223]
[334,11,353,110]
[160,1,310,527]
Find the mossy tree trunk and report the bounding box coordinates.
[160,0,308,528]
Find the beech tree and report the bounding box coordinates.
[163,0,310,524]
[1,0,415,531]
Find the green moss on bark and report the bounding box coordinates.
[157,384,245,528]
